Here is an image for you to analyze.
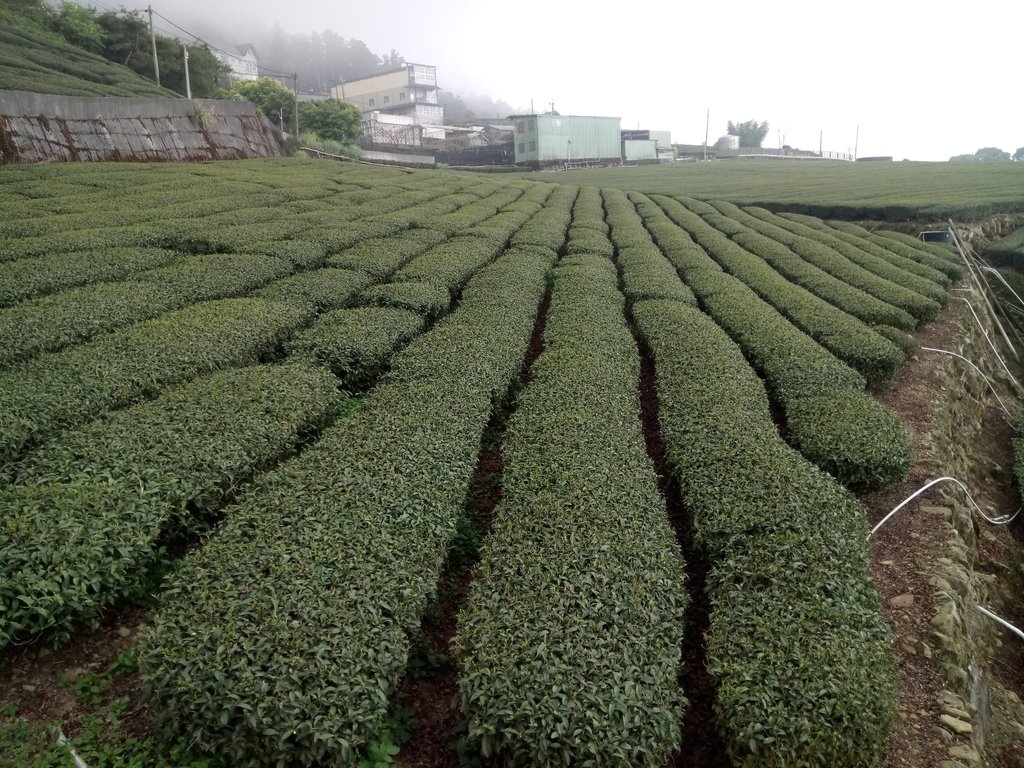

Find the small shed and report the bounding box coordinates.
[510,113,621,167]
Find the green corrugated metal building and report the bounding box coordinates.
[510,113,621,167]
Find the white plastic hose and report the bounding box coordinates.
[869,476,1021,537]
[978,606,1024,641]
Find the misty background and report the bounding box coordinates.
[86,0,1021,161]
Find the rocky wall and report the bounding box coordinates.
[922,256,1024,766]
[0,90,281,163]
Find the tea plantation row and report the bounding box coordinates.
[0,159,960,767]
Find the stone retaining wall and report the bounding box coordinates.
[0,90,281,163]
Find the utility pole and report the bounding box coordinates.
[703,108,709,161]
[854,125,859,160]
[293,73,299,136]
[182,44,191,99]
[148,5,160,86]
[819,130,823,157]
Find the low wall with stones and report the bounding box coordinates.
[0,90,281,163]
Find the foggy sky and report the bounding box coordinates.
[113,0,1022,160]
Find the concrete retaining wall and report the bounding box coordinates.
[0,90,281,163]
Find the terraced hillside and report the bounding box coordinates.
[0,158,967,767]
[0,24,177,98]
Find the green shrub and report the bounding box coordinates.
[633,299,896,768]
[0,363,340,647]
[633,196,912,488]
[361,281,451,317]
[285,306,425,389]
[457,255,687,766]
[0,281,179,368]
[510,185,577,251]
[394,237,504,294]
[0,298,313,467]
[139,248,555,767]
[703,200,917,331]
[650,198,906,386]
[0,248,183,307]
[764,211,950,315]
[327,230,448,279]
[254,268,372,311]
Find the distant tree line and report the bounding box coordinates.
[951,146,1024,162]
[250,24,403,95]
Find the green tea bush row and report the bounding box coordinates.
[876,230,959,264]
[302,218,410,255]
[327,230,449,278]
[285,307,426,390]
[0,26,176,98]
[139,247,556,767]
[0,363,340,648]
[632,298,896,768]
[632,199,912,487]
[565,224,616,258]
[1,226,169,262]
[602,189,697,305]
[651,199,905,385]
[253,268,372,311]
[790,218,955,293]
[462,206,543,245]
[510,185,578,251]
[243,240,329,271]
[375,192,479,229]
[704,196,950,303]
[601,189,654,248]
[0,282,181,368]
[422,187,526,236]
[134,253,293,303]
[0,248,183,307]
[689,269,911,487]
[827,221,962,280]
[570,186,608,233]
[701,201,917,330]
[729,205,951,307]
[1,252,307,370]
[0,298,313,467]
[360,281,451,318]
[759,210,952,312]
[394,237,505,295]
[457,255,688,766]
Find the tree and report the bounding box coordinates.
[52,1,104,54]
[298,99,362,143]
[727,119,769,148]
[950,147,1011,162]
[975,146,1010,161]
[228,77,295,128]
[1013,147,1024,161]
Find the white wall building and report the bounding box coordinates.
[216,44,259,84]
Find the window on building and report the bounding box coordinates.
[516,121,524,134]
[400,91,406,100]
[528,118,536,131]
[529,140,536,151]
[383,95,390,104]
[369,98,375,107]
[518,142,525,153]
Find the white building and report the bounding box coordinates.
[216,44,259,85]
[331,64,444,144]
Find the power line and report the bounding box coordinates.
[149,7,305,90]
